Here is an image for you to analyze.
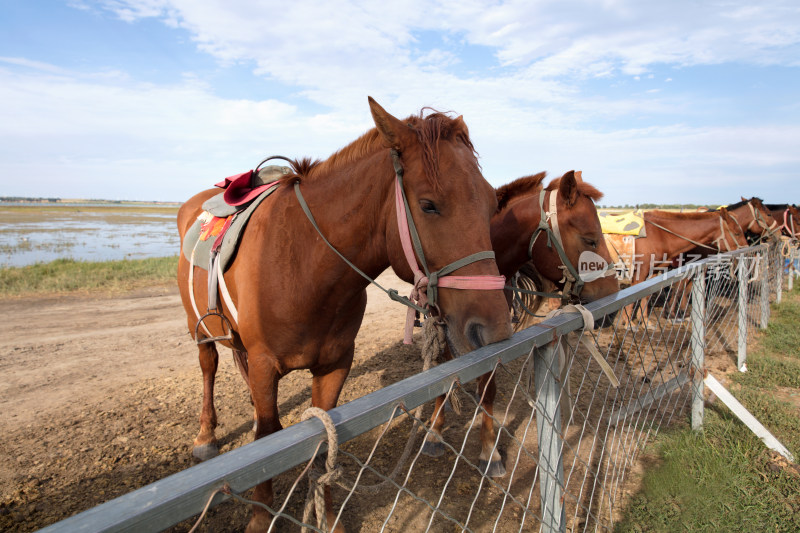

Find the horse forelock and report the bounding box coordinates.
[412,110,479,193]
[545,177,604,202]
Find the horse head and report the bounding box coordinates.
[718,206,749,249]
[493,170,619,328]
[789,205,800,238]
[369,98,512,355]
[744,196,780,239]
[549,170,620,305]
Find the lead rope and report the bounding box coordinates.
[526,305,619,411]
[300,408,343,533]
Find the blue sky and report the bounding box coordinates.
[1,0,799,205]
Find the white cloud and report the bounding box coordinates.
[2,0,800,204]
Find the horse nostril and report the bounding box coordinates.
[467,322,486,349]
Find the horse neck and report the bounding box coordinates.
[728,204,755,231]
[491,191,547,278]
[298,151,396,279]
[646,212,726,256]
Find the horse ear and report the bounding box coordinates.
[741,196,747,202]
[368,96,414,151]
[574,170,583,181]
[559,170,579,208]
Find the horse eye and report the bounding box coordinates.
[583,237,598,248]
[420,200,439,215]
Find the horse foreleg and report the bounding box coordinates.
[477,373,505,477]
[245,354,282,533]
[421,395,447,457]
[310,364,351,533]
[193,342,220,461]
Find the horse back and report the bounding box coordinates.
[177,189,220,240]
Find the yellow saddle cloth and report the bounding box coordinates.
[599,210,645,236]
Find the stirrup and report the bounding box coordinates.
[194,310,234,344]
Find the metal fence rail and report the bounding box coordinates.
[39,243,784,533]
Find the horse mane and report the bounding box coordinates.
[495,172,547,211]
[647,209,725,220]
[720,198,750,211]
[290,109,477,192]
[495,172,604,212]
[764,203,789,210]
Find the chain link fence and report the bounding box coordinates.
[40,243,785,533]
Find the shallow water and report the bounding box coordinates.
[0,205,181,267]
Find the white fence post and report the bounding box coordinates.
[737,257,747,371]
[760,252,769,329]
[534,340,566,533]
[691,266,706,431]
[776,251,783,304]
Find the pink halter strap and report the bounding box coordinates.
[393,165,506,344]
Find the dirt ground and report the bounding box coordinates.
[0,272,743,532]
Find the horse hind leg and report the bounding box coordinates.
[193,342,221,461]
[231,349,258,432]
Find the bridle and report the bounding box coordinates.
[291,150,506,344]
[523,188,614,305]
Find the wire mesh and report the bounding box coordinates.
[39,244,786,533]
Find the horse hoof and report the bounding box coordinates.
[192,443,220,461]
[478,459,506,477]
[421,439,445,457]
[245,513,272,533]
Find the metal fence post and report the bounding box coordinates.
[760,252,769,329]
[534,340,566,533]
[776,251,783,304]
[737,257,747,371]
[691,266,706,431]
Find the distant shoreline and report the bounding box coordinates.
[0,197,181,207]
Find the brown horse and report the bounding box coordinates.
[177,98,512,532]
[765,203,800,239]
[420,170,619,476]
[604,208,748,328]
[717,197,779,244]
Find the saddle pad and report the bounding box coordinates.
[182,183,280,272]
[604,233,637,283]
[599,210,646,237]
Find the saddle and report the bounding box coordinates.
[599,210,646,284]
[182,165,290,273]
[182,165,289,343]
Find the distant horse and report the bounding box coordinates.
[604,208,748,328]
[713,197,779,244]
[177,97,512,532]
[420,170,619,476]
[764,203,800,239]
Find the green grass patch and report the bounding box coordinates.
[615,288,800,532]
[0,256,179,297]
